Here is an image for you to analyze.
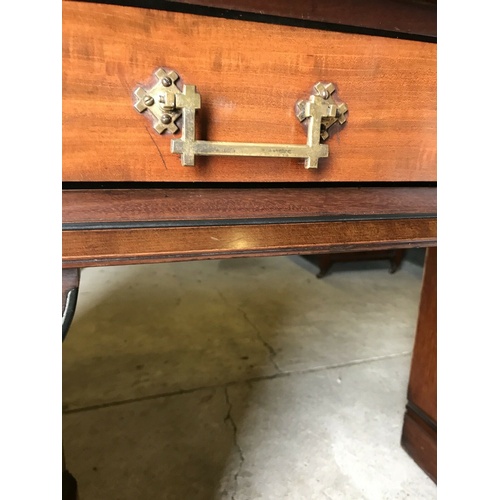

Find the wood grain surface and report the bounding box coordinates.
[163,0,437,38]
[62,187,437,225]
[62,217,436,267]
[63,0,437,39]
[62,2,436,182]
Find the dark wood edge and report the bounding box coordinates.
[63,0,436,40]
[63,187,437,227]
[64,214,436,231]
[401,405,437,483]
[406,400,436,432]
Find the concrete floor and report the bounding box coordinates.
[62,251,436,499]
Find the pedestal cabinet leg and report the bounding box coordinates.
[401,248,437,482]
[62,268,81,500]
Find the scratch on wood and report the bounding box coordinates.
[145,126,167,171]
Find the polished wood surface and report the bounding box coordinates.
[401,247,437,482]
[63,218,435,268]
[65,0,437,38]
[62,187,436,267]
[62,0,437,485]
[164,0,437,38]
[62,2,436,183]
[62,187,437,225]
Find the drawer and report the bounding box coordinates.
[62,1,436,183]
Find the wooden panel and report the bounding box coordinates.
[62,218,436,267]
[64,0,437,39]
[62,2,436,182]
[164,0,437,38]
[62,187,437,225]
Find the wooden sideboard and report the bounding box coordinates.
[62,1,437,496]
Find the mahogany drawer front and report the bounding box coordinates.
[62,1,436,183]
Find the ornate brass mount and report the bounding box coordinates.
[133,69,348,168]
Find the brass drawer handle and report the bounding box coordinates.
[134,69,347,169]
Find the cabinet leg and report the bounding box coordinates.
[389,249,405,273]
[63,269,81,498]
[401,248,437,482]
[316,254,335,278]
